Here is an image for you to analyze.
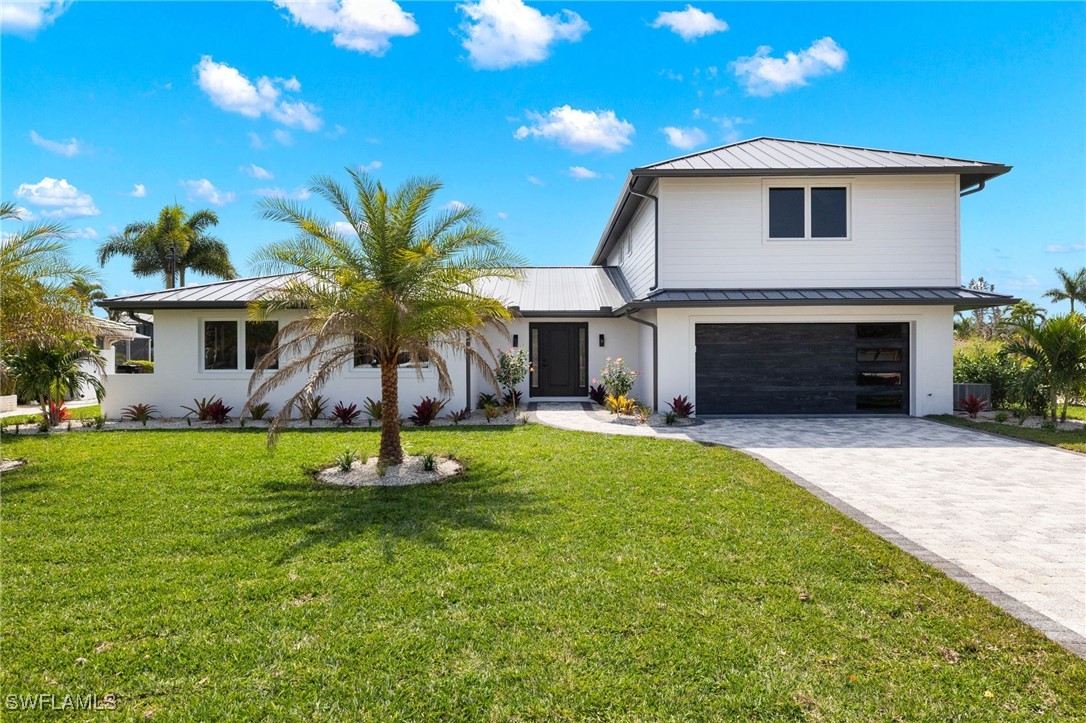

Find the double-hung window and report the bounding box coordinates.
[766,183,849,241]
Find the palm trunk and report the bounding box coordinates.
[38,396,50,426]
[179,266,186,287]
[1050,387,1059,423]
[378,358,403,465]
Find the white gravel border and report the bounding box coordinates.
[317,455,463,487]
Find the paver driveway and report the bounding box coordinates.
[534,407,1086,656]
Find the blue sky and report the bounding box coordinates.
[2,1,1084,308]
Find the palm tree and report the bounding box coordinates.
[70,277,108,314]
[1005,314,1086,422]
[1042,267,1086,313]
[3,337,105,425]
[245,171,523,464]
[0,201,93,353]
[96,205,237,289]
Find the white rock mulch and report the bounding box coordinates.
[960,410,1085,432]
[585,406,697,428]
[1,458,28,473]
[317,455,463,487]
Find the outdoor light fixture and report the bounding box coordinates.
[512,334,519,347]
[599,334,605,347]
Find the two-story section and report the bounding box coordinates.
[592,138,1016,416]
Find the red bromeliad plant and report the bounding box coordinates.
[959,393,987,419]
[667,395,694,418]
[330,401,361,425]
[204,399,233,424]
[409,397,446,426]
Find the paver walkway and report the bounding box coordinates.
[533,404,1086,657]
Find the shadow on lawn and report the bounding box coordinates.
[226,458,545,563]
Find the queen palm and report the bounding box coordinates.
[246,171,523,464]
[96,204,237,289]
[1042,267,1086,313]
[1005,314,1086,422]
[70,276,108,314]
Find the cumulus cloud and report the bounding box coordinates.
[248,132,265,149]
[661,126,708,150]
[254,186,312,200]
[458,0,588,70]
[128,184,148,198]
[241,163,274,180]
[526,175,544,186]
[1045,243,1086,254]
[441,200,468,212]
[194,56,322,131]
[29,130,85,157]
[274,0,418,56]
[326,123,347,139]
[13,177,99,218]
[567,166,600,180]
[651,5,727,41]
[496,211,509,219]
[273,129,294,146]
[358,160,383,172]
[331,221,356,237]
[733,37,848,96]
[1,0,69,34]
[68,226,99,240]
[515,105,634,154]
[181,179,236,206]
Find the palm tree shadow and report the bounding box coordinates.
[225,458,545,563]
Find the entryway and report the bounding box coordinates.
[529,322,588,398]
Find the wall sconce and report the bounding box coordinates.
[512,334,519,347]
[598,334,605,347]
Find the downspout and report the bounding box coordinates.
[624,309,658,412]
[627,178,659,292]
[465,333,472,412]
[959,180,985,197]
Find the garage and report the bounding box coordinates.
[694,322,910,415]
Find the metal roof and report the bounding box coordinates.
[620,287,1018,311]
[591,137,1011,265]
[98,267,633,316]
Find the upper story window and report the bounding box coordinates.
[766,183,850,241]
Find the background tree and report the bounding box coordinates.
[3,337,105,425]
[964,277,1006,340]
[1042,267,1086,313]
[70,276,108,314]
[96,204,237,289]
[245,171,523,465]
[1004,314,1086,422]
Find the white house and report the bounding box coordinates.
[98,138,1016,419]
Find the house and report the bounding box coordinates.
[97,138,1016,418]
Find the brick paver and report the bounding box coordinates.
[533,406,1086,656]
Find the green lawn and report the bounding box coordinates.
[931,414,1086,453]
[2,427,1083,720]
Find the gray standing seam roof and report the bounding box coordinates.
[624,287,1018,310]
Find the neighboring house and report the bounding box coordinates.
[109,312,154,367]
[97,138,1016,418]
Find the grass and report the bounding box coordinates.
[1064,404,1086,421]
[1,403,101,427]
[931,414,1086,453]
[2,426,1083,720]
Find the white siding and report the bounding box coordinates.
[605,182,657,298]
[658,174,961,288]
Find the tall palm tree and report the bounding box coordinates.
[70,276,108,314]
[0,201,93,353]
[1042,267,1086,313]
[1005,314,1086,422]
[245,171,523,464]
[96,205,237,289]
[3,337,105,425]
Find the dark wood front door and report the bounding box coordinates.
[530,323,588,397]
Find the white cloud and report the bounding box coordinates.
[515,105,634,154]
[13,177,99,218]
[29,130,84,157]
[241,163,274,180]
[567,165,600,180]
[68,226,98,240]
[458,0,589,70]
[651,5,727,42]
[331,221,356,237]
[358,160,383,172]
[249,131,265,149]
[715,115,751,143]
[1045,243,1086,254]
[441,200,468,212]
[326,123,347,139]
[661,126,708,150]
[181,178,236,206]
[254,186,312,200]
[128,183,148,198]
[496,211,509,219]
[526,175,544,186]
[274,0,418,56]
[733,37,848,96]
[277,75,301,92]
[194,56,322,131]
[273,129,294,146]
[1,0,69,34]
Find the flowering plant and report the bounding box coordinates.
[598,357,637,397]
[495,348,531,411]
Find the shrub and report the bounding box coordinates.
[37,420,50,433]
[477,392,499,409]
[1013,407,1031,426]
[605,394,638,415]
[296,394,328,424]
[953,342,1044,411]
[495,348,531,412]
[93,414,106,430]
[447,407,470,425]
[248,402,270,421]
[960,394,987,419]
[422,452,436,472]
[182,396,221,421]
[127,360,154,374]
[330,402,361,426]
[363,397,382,425]
[665,411,678,426]
[636,405,651,424]
[598,357,637,397]
[336,448,358,472]
[482,405,502,423]
[994,411,1009,424]
[205,399,233,424]
[1039,418,1059,432]
[502,389,522,410]
[588,384,607,405]
[668,395,694,418]
[121,403,158,426]
[409,397,446,426]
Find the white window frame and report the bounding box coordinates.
[347,335,430,377]
[199,318,242,374]
[763,180,852,243]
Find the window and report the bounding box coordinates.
[767,184,849,240]
[352,335,428,368]
[245,321,278,370]
[856,348,903,362]
[204,321,237,370]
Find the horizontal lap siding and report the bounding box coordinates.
[659,175,960,288]
[604,183,657,299]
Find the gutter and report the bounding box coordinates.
[959,180,985,197]
[626,178,659,292]
[623,310,658,412]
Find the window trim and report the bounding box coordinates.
[763,180,852,243]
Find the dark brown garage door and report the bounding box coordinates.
[695,323,909,415]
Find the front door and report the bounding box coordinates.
[530,323,588,397]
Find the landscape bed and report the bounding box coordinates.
[2,426,1084,720]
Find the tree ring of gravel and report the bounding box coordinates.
[317,455,463,487]
[0,458,28,473]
